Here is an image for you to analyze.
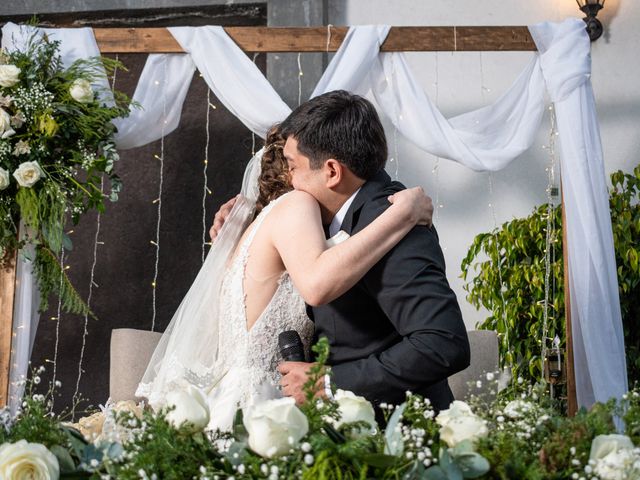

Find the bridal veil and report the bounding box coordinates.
[136,149,264,410]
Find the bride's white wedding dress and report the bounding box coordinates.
[136,191,314,432]
[203,194,313,431]
[135,150,331,433]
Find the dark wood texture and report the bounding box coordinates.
[562,190,578,416]
[0,251,17,409]
[91,26,537,53]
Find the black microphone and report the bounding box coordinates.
[279,330,306,362]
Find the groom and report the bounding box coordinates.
[213,91,469,411]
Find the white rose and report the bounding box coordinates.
[0,439,60,479]
[244,397,309,458]
[439,415,488,447]
[332,389,377,435]
[590,434,635,461]
[69,79,93,103]
[13,161,43,188]
[0,167,9,190]
[435,400,474,428]
[503,399,534,419]
[165,385,210,433]
[0,107,12,135]
[13,139,30,156]
[0,65,21,88]
[594,448,639,480]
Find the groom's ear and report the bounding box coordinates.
[324,158,344,188]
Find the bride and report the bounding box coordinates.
[135,127,431,432]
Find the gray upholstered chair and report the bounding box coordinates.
[448,330,499,401]
[109,328,162,402]
[109,328,499,403]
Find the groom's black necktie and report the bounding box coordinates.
[323,223,331,239]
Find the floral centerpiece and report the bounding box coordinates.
[1,340,639,480]
[0,31,131,315]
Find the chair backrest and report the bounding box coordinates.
[110,328,162,402]
[109,328,499,404]
[448,330,499,401]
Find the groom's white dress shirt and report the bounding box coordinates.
[324,187,360,399]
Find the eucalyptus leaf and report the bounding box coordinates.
[50,444,76,473]
[424,465,449,480]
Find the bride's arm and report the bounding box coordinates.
[271,188,431,306]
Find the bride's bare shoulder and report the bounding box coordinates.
[271,190,319,217]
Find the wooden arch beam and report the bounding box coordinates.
[93,26,537,53]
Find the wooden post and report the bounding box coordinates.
[562,187,579,416]
[0,251,17,409]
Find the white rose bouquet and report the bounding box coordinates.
[0,31,132,316]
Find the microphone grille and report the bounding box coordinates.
[278,330,301,348]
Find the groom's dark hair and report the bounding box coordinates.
[279,90,387,180]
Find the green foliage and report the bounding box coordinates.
[33,246,93,317]
[104,409,222,480]
[0,31,133,316]
[3,364,640,480]
[461,166,640,386]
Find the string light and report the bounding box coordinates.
[297,52,304,106]
[50,246,65,411]
[542,104,559,389]
[480,50,511,369]
[150,58,168,332]
[432,53,442,226]
[387,54,400,181]
[201,88,212,263]
[251,52,260,156]
[70,55,120,416]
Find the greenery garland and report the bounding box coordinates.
[0,30,131,317]
[0,339,639,479]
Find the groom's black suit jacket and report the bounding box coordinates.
[310,170,470,411]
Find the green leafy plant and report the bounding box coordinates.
[0,31,132,317]
[461,165,640,386]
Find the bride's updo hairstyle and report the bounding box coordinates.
[256,125,292,213]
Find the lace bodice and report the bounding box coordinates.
[214,194,313,407]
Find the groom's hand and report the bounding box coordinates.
[278,361,325,405]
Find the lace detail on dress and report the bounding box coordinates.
[212,194,313,415]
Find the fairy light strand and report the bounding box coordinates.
[480,51,511,369]
[201,88,212,263]
[541,104,559,382]
[432,53,441,226]
[49,247,65,411]
[251,52,260,156]
[70,57,120,415]
[151,59,168,332]
[297,52,304,106]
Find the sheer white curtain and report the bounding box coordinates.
[313,20,626,407]
[1,18,626,413]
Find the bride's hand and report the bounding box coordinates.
[388,187,434,226]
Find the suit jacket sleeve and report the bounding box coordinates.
[330,196,470,404]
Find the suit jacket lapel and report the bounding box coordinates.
[340,169,392,234]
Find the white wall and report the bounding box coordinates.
[328,0,640,329]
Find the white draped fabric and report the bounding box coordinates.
[1,18,626,414]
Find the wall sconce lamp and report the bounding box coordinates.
[576,0,605,41]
